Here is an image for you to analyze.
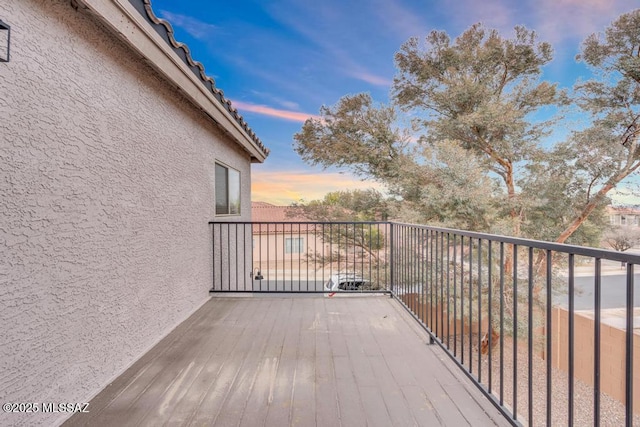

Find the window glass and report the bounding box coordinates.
[285,237,303,254]
[215,163,241,216]
[228,168,240,215]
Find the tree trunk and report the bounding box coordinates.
[555,183,615,244]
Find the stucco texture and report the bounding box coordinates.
[0,1,252,425]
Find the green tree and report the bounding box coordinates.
[288,189,390,288]
[294,95,502,230]
[290,188,390,222]
[392,23,566,237]
[552,9,640,243]
[604,225,640,252]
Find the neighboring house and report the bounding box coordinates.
[249,202,388,284]
[607,206,640,227]
[0,1,267,425]
[251,202,319,277]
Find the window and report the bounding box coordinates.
[285,237,304,254]
[215,163,240,215]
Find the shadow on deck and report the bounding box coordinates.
[64,295,510,426]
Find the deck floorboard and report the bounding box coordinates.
[64,295,511,427]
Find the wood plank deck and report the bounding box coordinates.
[64,295,511,427]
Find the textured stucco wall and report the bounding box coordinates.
[0,1,252,425]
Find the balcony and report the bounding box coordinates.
[66,221,640,426]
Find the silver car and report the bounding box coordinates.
[324,273,369,291]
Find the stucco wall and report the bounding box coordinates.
[0,1,252,425]
[551,307,640,415]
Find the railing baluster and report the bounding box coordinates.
[569,253,575,427]
[453,234,458,358]
[625,263,634,427]
[469,237,473,373]
[441,231,445,341]
[500,242,505,406]
[447,233,451,351]
[488,239,493,394]
[436,230,440,337]
[546,249,552,426]
[594,257,601,427]
[478,238,482,382]
[513,243,518,421]
[461,235,465,366]
[528,246,533,427]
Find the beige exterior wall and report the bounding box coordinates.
[253,232,326,279]
[0,1,252,425]
[550,307,640,414]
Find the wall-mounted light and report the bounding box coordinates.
[0,20,10,62]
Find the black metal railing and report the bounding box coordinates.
[211,221,640,426]
[211,222,390,293]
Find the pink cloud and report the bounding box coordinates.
[350,71,393,87]
[233,101,320,122]
[533,0,636,44]
[251,170,385,205]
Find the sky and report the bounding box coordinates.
[150,0,639,206]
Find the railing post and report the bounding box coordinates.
[389,222,394,295]
[626,263,634,427]
[210,222,215,292]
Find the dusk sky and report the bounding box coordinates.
[150,0,639,205]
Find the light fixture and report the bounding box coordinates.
[252,268,263,281]
[0,20,10,63]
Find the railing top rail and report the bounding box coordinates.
[209,220,640,263]
[391,221,640,263]
[209,221,391,225]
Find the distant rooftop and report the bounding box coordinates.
[251,202,299,222]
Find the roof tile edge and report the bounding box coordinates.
[129,0,269,158]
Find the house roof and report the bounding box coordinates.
[78,0,269,162]
[132,0,269,159]
[251,202,314,233]
[252,202,297,222]
[607,206,640,215]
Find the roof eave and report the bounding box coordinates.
[75,0,269,163]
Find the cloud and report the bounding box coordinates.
[251,170,384,205]
[249,90,301,110]
[372,0,431,39]
[441,0,637,49]
[437,0,515,35]
[158,10,218,40]
[347,70,393,87]
[610,186,640,207]
[233,101,320,122]
[262,2,393,88]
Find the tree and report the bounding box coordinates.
[552,9,640,244]
[295,24,567,238]
[287,189,391,288]
[392,24,566,237]
[604,225,640,252]
[294,97,507,231]
[289,188,390,222]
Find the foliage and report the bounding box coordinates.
[289,188,390,221]
[294,12,640,247]
[294,24,568,239]
[392,23,566,237]
[288,190,390,287]
[551,9,640,243]
[292,10,640,338]
[604,225,640,251]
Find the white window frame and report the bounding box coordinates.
[215,162,241,216]
[285,237,304,254]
